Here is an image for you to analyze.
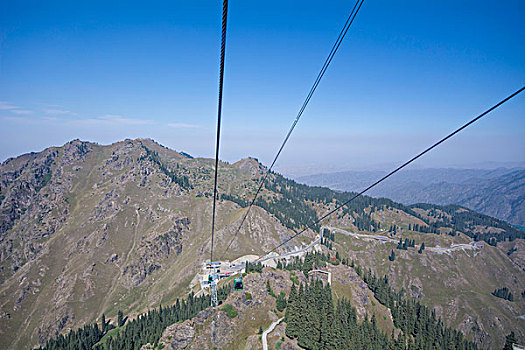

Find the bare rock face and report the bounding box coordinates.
[234,158,263,176]
[144,319,197,349]
[279,341,301,350]
[122,217,188,287]
[209,311,235,348]
[329,264,370,319]
[159,320,195,349]
[195,308,214,325]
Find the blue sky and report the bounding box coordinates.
[1,0,524,174]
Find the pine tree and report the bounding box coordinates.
[266,280,275,297]
[285,283,298,338]
[302,253,314,274]
[276,292,287,312]
[389,250,396,262]
[492,287,514,301]
[117,310,125,327]
[503,331,517,350]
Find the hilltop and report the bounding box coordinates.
[0,139,524,349]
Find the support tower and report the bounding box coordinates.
[209,273,218,307]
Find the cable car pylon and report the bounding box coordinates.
[209,273,218,307]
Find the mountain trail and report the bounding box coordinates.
[262,317,284,350]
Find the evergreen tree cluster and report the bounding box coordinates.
[139,145,191,190]
[39,285,231,350]
[223,168,521,244]
[278,252,330,275]
[397,238,416,250]
[354,265,478,350]
[348,210,380,232]
[280,259,478,349]
[220,190,319,232]
[322,228,335,241]
[492,287,514,301]
[37,322,106,350]
[224,170,413,234]
[320,237,333,250]
[410,223,439,234]
[285,280,392,349]
[117,310,125,328]
[410,204,525,243]
[267,280,276,297]
[246,261,264,273]
[276,291,287,312]
[95,285,231,350]
[321,228,335,249]
[503,331,517,350]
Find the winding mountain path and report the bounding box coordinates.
[323,226,480,253]
[262,317,284,350]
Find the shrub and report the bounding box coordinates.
[220,304,238,318]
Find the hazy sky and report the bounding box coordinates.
[1,1,524,174]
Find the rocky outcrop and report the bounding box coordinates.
[329,264,370,320]
[0,140,94,278]
[160,320,195,349]
[123,217,188,286]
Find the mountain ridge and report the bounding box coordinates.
[0,139,524,349]
[297,168,525,226]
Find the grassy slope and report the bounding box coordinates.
[329,208,525,349]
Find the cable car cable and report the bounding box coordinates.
[221,0,365,258]
[210,0,229,264]
[259,86,525,257]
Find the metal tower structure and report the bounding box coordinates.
[209,273,218,307]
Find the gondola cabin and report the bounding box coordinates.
[233,277,243,291]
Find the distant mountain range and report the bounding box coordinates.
[297,168,525,226]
